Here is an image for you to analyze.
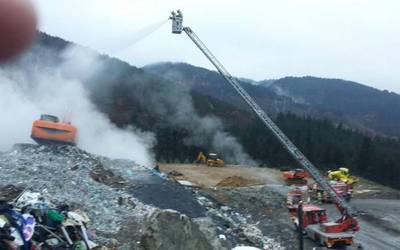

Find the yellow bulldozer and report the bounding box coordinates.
[327,167,358,185]
[196,152,225,167]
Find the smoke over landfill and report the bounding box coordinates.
[127,70,256,165]
[0,44,155,166]
[0,33,255,166]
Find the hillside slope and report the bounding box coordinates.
[3,32,400,190]
[269,76,400,137]
[145,62,400,137]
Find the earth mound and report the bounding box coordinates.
[216,176,260,187]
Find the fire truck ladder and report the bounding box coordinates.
[169,10,352,215]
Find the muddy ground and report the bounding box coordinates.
[159,163,400,250]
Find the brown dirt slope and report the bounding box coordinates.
[216,176,261,187]
[158,164,282,188]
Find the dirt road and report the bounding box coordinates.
[159,163,283,187]
[354,199,400,250]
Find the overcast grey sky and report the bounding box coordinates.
[33,0,400,93]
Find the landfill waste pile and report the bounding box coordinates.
[0,144,157,248]
[0,144,290,249]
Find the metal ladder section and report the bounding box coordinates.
[183,27,351,214]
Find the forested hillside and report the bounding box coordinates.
[269,77,400,137]
[191,92,400,189]
[6,32,400,189]
[146,63,400,138]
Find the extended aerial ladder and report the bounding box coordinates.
[169,10,358,242]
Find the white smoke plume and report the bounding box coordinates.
[132,70,256,165]
[0,45,155,166]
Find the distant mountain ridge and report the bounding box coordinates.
[268,76,400,136]
[3,32,400,190]
[145,62,400,138]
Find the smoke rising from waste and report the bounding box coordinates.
[133,66,256,165]
[0,45,155,166]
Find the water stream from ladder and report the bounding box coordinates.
[106,18,169,53]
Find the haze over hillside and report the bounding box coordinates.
[2,32,400,190]
[145,62,400,138]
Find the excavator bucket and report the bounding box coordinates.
[31,114,77,146]
[196,151,207,164]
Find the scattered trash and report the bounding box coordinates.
[219,234,227,240]
[168,170,184,177]
[0,185,24,202]
[177,180,197,187]
[0,191,97,249]
[232,247,262,250]
[89,163,126,188]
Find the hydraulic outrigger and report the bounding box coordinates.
[169,10,359,248]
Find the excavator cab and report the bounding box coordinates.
[207,153,225,167]
[339,167,349,175]
[40,114,59,123]
[31,114,77,146]
[208,153,218,160]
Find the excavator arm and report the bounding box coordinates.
[196,151,207,164]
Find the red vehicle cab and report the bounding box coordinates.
[288,204,328,228]
[287,204,356,248]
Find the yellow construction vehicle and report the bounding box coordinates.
[196,152,225,167]
[327,167,358,185]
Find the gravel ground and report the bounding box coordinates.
[198,186,302,250]
[130,181,207,218]
[353,199,400,250]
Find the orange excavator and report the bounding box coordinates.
[31,114,77,146]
